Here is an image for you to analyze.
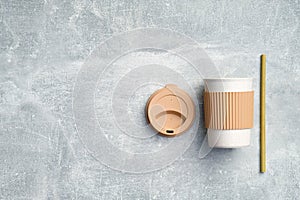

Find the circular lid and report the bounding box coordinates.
[146,84,195,136]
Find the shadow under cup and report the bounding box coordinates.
[204,78,254,148]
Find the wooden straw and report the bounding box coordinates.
[260,54,266,173]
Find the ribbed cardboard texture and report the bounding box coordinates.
[204,91,254,130]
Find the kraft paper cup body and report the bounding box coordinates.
[204,78,253,148]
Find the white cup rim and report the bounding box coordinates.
[204,78,253,92]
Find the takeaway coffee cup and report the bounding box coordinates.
[204,78,254,148]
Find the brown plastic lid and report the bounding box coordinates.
[146,84,195,136]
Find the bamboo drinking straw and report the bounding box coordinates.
[260,54,266,173]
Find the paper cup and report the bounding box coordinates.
[204,78,254,148]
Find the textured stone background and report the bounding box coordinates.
[0,0,299,199]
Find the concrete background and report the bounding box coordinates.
[0,0,299,199]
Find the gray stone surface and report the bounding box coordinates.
[0,0,299,199]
